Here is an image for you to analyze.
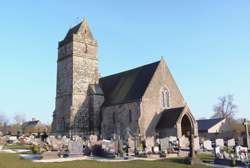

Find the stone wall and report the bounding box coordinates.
[52,21,100,135]
[101,102,140,140]
[139,58,186,139]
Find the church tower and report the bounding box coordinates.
[52,19,100,135]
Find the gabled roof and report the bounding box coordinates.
[59,19,95,47]
[197,118,224,132]
[99,61,160,106]
[155,107,185,130]
[22,120,40,128]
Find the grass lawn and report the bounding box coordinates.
[5,144,32,150]
[0,152,214,168]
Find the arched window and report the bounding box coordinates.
[161,88,170,108]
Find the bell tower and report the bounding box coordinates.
[52,19,99,135]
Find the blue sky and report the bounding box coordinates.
[0,0,249,123]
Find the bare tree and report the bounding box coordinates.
[13,114,26,125]
[0,114,8,126]
[12,114,26,135]
[211,95,237,120]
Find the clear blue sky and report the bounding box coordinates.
[0,0,249,123]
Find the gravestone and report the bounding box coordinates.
[68,140,83,157]
[62,136,69,146]
[243,119,250,149]
[50,138,63,151]
[145,137,154,153]
[203,140,213,151]
[128,135,135,155]
[41,151,59,160]
[184,134,201,165]
[160,137,169,152]
[179,135,189,148]
[194,137,200,151]
[215,146,223,159]
[215,139,224,147]
[89,134,98,146]
[227,138,235,147]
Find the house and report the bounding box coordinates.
[197,118,237,140]
[22,118,47,135]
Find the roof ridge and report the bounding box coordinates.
[100,60,160,79]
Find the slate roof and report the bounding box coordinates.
[99,61,160,106]
[197,118,224,132]
[22,120,40,128]
[89,84,104,95]
[155,107,185,130]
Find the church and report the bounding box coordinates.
[51,19,198,148]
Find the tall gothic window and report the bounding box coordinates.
[161,88,170,108]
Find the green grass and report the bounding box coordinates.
[197,153,215,163]
[5,144,32,150]
[0,153,214,168]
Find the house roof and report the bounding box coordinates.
[99,61,160,106]
[22,120,40,128]
[155,107,185,130]
[197,118,224,132]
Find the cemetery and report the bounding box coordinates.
[0,124,250,168]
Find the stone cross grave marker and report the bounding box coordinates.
[243,119,250,149]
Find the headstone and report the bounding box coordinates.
[235,145,248,161]
[203,140,213,151]
[128,135,135,155]
[68,140,83,157]
[159,137,169,152]
[194,137,200,151]
[215,139,224,147]
[227,138,235,147]
[50,138,63,151]
[184,134,201,165]
[179,135,189,148]
[145,137,154,153]
[89,134,98,146]
[243,119,250,149]
[153,146,159,154]
[62,136,69,146]
[215,146,223,159]
[41,151,59,160]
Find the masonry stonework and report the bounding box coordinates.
[52,20,100,135]
[52,20,198,145]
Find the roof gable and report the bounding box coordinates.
[59,19,96,47]
[99,61,160,106]
[197,118,224,132]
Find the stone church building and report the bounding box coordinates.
[51,19,198,146]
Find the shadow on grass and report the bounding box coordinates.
[164,158,186,165]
